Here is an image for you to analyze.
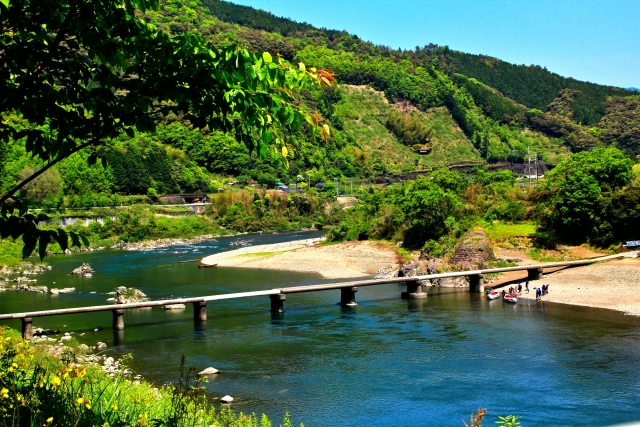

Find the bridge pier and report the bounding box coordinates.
[21,317,33,340]
[401,281,427,299]
[114,329,125,346]
[270,294,286,313]
[193,301,207,321]
[468,274,484,293]
[340,287,358,306]
[112,309,124,330]
[527,267,543,281]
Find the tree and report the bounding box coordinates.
[18,167,63,204]
[0,0,332,258]
[535,147,634,241]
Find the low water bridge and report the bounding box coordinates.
[0,255,627,340]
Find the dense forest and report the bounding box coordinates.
[1,0,639,256]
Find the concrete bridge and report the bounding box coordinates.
[0,254,627,340]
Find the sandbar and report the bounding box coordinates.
[201,238,400,279]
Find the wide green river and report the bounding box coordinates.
[1,231,639,426]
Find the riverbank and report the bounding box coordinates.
[508,256,640,316]
[201,238,400,279]
[203,238,640,315]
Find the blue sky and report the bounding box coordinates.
[230,0,639,89]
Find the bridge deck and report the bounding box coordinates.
[0,253,626,321]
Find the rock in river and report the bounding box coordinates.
[71,263,94,275]
[220,395,233,403]
[50,287,76,295]
[198,367,220,376]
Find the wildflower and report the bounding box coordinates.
[76,397,91,409]
[73,367,87,378]
[59,367,72,379]
[51,376,61,388]
[0,388,9,399]
[43,417,54,426]
[111,404,118,412]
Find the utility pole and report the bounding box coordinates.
[528,146,531,189]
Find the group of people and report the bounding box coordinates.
[496,280,550,301]
[535,284,550,300]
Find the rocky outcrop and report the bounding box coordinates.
[123,235,217,252]
[12,276,37,283]
[50,287,76,295]
[0,263,52,276]
[9,284,48,292]
[71,264,94,276]
[110,286,148,304]
[375,266,399,279]
[449,231,495,270]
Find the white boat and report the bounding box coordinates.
[487,290,500,300]
[503,294,518,304]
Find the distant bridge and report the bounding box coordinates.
[0,253,630,340]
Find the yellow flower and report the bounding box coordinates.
[73,367,87,378]
[76,397,91,409]
[43,416,54,426]
[51,376,61,388]
[111,404,118,412]
[0,388,9,399]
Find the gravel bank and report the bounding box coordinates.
[516,255,640,316]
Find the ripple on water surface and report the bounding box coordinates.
[1,231,639,427]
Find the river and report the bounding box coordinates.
[1,230,639,426]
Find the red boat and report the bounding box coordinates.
[503,294,518,304]
[487,290,500,300]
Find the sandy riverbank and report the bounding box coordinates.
[201,238,400,279]
[202,238,640,315]
[491,254,640,316]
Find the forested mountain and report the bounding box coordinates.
[2,0,639,210]
[196,1,639,154]
[434,51,633,125]
[200,0,635,126]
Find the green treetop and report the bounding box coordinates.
[0,0,332,259]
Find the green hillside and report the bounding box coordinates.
[2,0,639,212]
[198,0,638,156]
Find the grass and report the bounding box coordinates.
[0,327,303,427]
[480,221,537,240]
[0,240,26,268]
[339,86,482,172]
[396,247,413,263]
